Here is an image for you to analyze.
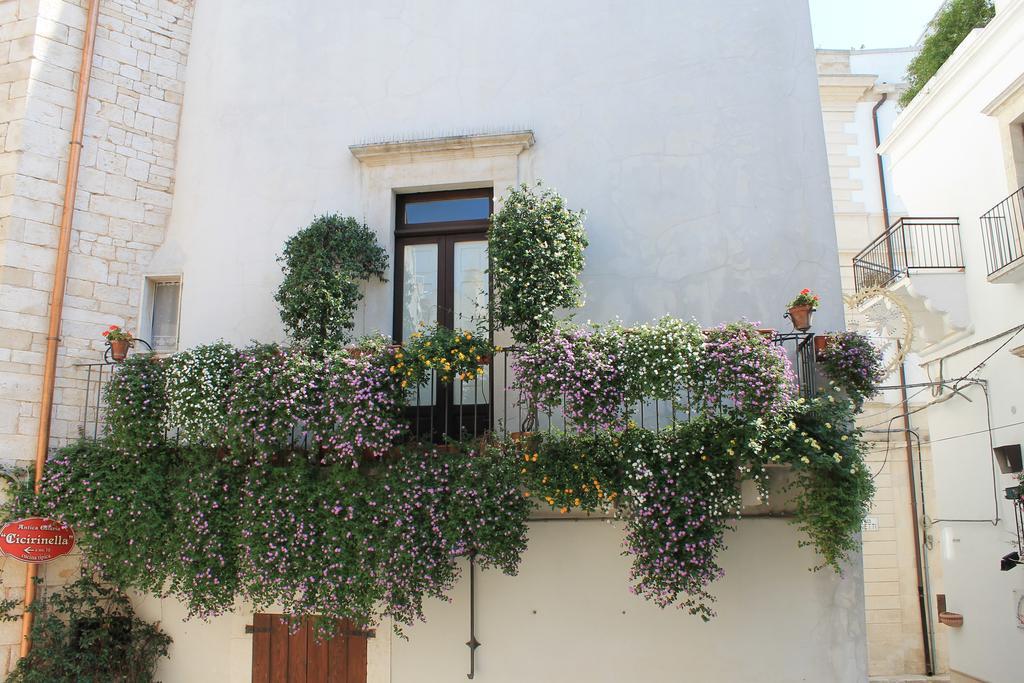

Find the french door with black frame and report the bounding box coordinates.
[394,188,492,442]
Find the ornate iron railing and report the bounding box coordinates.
[980,185,1024,276]
[852,217,963,292]
[67,333,819,445]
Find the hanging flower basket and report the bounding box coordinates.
[109,340,131,362]
[787,306,814,332]
[786,289,819,332]
[101,325,134,362]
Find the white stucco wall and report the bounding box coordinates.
[136,1,861,681]
[152,0,844,345]
[878,2,1024,681]
[133,519,865,683]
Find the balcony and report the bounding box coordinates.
[981,184,1024,282]
[851,218,969,352]
[68,333,820,446]
[852,217,964,292]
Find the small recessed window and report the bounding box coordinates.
[404,197,491,224]
[147,278,181,353]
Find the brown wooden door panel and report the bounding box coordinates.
[269,616,290,683]
[306,618,328,683]
[287,617,307,683]
[345,635,367,683]
[252,614,366,683]
[251,613,271,683]
[325,623,348,683]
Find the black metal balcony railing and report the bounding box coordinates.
[67,333,819,446]
[980,185,1024,276]
[852,217,963,293]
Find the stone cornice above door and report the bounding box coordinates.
[349,131,535,166]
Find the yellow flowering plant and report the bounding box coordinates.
[517,431,623,514]
[397,323,496,386]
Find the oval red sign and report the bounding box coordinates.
[0,517,75,563]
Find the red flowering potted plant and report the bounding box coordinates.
[101,325,134,362]
[786,289,819,332]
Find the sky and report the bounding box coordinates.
[808,0,945,49]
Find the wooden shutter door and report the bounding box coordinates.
[251,614,368,683]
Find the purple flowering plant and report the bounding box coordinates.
[166,450,243,618]
[8,311,879,630]
[512,325,625,432]
[310,338,408,466]
[225,343,315,463]
[818,331,885,408]
[695,322,797,418]
[620,422,742,621]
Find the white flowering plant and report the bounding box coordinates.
[165,341,239,446]
[489,183,588,345]
[606,317,703,404]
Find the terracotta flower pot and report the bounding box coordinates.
[109,339,131,362]
[757,329,776,341]
[813,334,831,361]
[509,431,536,444]
[787,305,814,332]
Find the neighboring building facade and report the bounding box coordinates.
[818,47,952,679]
[0,1,866,681]
[854,1,1024,681]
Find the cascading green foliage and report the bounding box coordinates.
[489,183,588,344]
[619,423,742,621]
[36,439,176,595]
[104,354,167,449]
[165,448,244,618]
[275,214,388,353]
[519,431,624,513]
[18,435,531,633]
[0,575,171,683]
[900,0,996,107]
[15,317,877,629]
[774,398,875,572]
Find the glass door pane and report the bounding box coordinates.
[453,240,488,406]
[402,243,438,406]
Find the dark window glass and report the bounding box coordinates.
[404,197,490,224]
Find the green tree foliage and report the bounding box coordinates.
[275,215,388,353]
[0,575,171,683]
[900,0,996,107]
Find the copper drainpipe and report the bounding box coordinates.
[19,0,102,657]
[873,93,936,676]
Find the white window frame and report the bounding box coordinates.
[139,274,182,355]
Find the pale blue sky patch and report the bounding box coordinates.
[809,0,945,49]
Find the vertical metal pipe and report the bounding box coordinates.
[21,0,102,656]
[898,352,935,677]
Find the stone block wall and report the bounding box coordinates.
[0,0,192,673]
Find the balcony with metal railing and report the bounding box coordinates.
[981,184,1024,282]
[852,217,964,293]
[67,333,821,446]
[850,217,969,352]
